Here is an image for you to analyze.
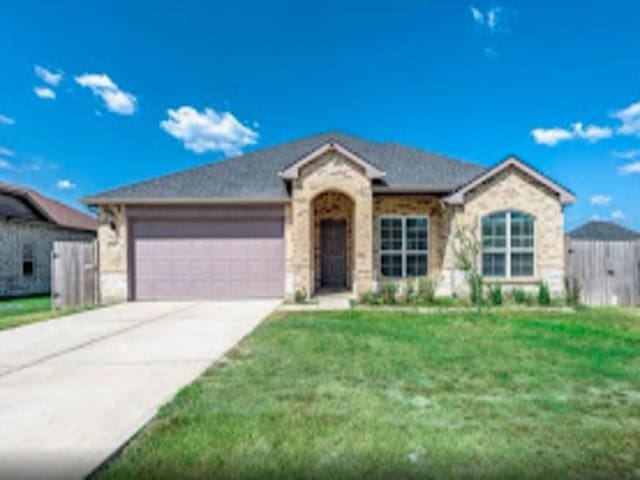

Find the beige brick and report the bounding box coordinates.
[441,165,565,295]
[290,151,373,297]
[97,205,128,302]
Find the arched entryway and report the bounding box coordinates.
[311,191,354,294]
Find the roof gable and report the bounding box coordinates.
[445,156,575,205]
[279,141,386,180]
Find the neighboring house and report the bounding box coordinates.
[567,220,640,241]
[83,132,574,302]
[0,182,97,298]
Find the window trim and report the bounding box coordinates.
[379,215,429,277]
[481,210,535,278]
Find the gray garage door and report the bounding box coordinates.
[132,216,284,300]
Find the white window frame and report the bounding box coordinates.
[481,210,535,278]
[379,215,429,277]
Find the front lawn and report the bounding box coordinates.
[0,295,95,331]
[97,308,640,479]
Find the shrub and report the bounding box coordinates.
[488,283,503,306]
[400,280,417,305]
[537,281,551,306]
[468,273,483,305]
[511,288,527,305]
[416,276,437,304]
[359,291,381,305]
[379,282,398,305]
[564,276,581,307]
[294,288,307,304]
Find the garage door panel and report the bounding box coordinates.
[133,216,284,300]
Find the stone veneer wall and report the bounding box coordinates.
[97,205,128,302]
[441,165,565,296]
[372,195,446,288]
[313,191,354,290]
[290,150,373,298]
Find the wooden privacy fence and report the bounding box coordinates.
[51,241,99,310]
[566,238,640,306]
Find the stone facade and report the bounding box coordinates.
[289,150,373,298]
[441,165,565,296]
[97,205,128,302]
[0,218,94,297]
[372,195,446,289]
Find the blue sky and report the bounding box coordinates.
[1,0,639,230]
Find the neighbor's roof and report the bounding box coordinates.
[83,131,487,204]
[0,181,97,231]
[568,221,640,241]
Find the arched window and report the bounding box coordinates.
[482,211,534,277]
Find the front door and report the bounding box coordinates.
[321,219,347,288]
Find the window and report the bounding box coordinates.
[482,211,534,277]
[22,244,34,277]
[380,216,428,277]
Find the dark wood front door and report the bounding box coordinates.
[321,219,347,288]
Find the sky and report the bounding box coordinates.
[1,0,639,231]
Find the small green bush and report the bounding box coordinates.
[359,291,381,305]
[294,288,307,304]
[400,280,417,305]
[379,282,398,305]
[511,288,527,305]
[416,276,437,304]
[468,273,483,305]
[537,281,551,306]
[564,276,581,307]
[488,283,503,306]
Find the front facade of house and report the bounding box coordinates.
[84,132,573,302]
[0,183,97,298]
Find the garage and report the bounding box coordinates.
[129,206,285,300]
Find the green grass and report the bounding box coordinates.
[96,308,640,480]
[0,295,94,331]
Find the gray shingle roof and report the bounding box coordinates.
[568,221,640,241]
[84,131,487,203]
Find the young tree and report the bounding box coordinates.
[451,219,483,313]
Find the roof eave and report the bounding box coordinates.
[81,196,290,206]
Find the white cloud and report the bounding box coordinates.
[56,179,76,190]
[0,147,14,157]
[590,194,612,206]
[618,161,640,175]
[612,149,640,160]
[470,6,484,24]
[0,159,13,170]
[531,127,574,146]
[611,210,626,220]
[469,5,501,31]
[531,122,613,146]
[612,100,640,136]
[34,65,63,86]
[74,73,137,115]
[160,106,258,156]
[0,114,15,125]
[34,86,56,99]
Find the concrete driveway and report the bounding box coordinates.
[0,300,280,480]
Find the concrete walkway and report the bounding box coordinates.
[0,300,280,480]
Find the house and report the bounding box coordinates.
[0,181,97,298]
[567,220,640,241]
[83,132,574,302]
